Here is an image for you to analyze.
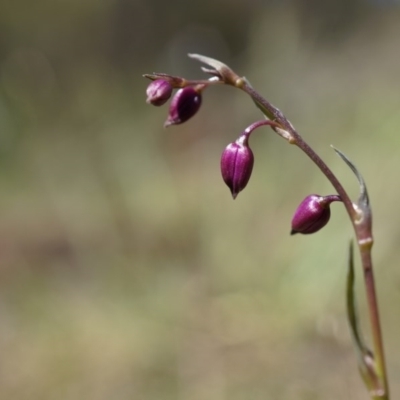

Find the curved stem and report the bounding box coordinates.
[240,81,357,220]
[294,136,358,219]
[241,119,282,140]
[145,53,389,398]
[239,81,389,399]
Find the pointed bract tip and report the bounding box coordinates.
[163,118,174,128]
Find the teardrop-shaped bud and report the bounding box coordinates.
[221,135,254,199]
[164,87,202,127]
[291,194,341,235]
[146,79,173,106]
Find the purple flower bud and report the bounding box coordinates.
[290,194,341,235]
[221,136,254,199]
[146,79,173,106]
[164,87,202,127]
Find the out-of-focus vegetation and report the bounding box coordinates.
[1,0,400,399]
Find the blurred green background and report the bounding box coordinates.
[1,0,400,399]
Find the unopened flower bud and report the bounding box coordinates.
[164,87,202,127]
[146,79,173,106]
[290,194,341,235]
[221,135,254,199]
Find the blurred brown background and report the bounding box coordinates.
[1,0,400,399]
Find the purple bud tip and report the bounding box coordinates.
[146,79,173,106]
[290,194,341,235]
[220,136,254,199]
[164,87,202,127]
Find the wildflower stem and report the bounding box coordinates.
[144,53,389,399]
[239,80,389,399]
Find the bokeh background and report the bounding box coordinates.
[1,0,400,399]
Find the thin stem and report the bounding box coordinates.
[143,74,226,88]
[360,248,388,399]
[239,81,389,398]
[241,119,283,140]
[146,53,389,398]
[294,136,358,220]
[240,81,357,220]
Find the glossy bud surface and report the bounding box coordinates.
[164,87,202,127]
[221,136,254,199]
[291,194,341,235]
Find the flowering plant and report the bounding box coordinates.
[144,54,389,400]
